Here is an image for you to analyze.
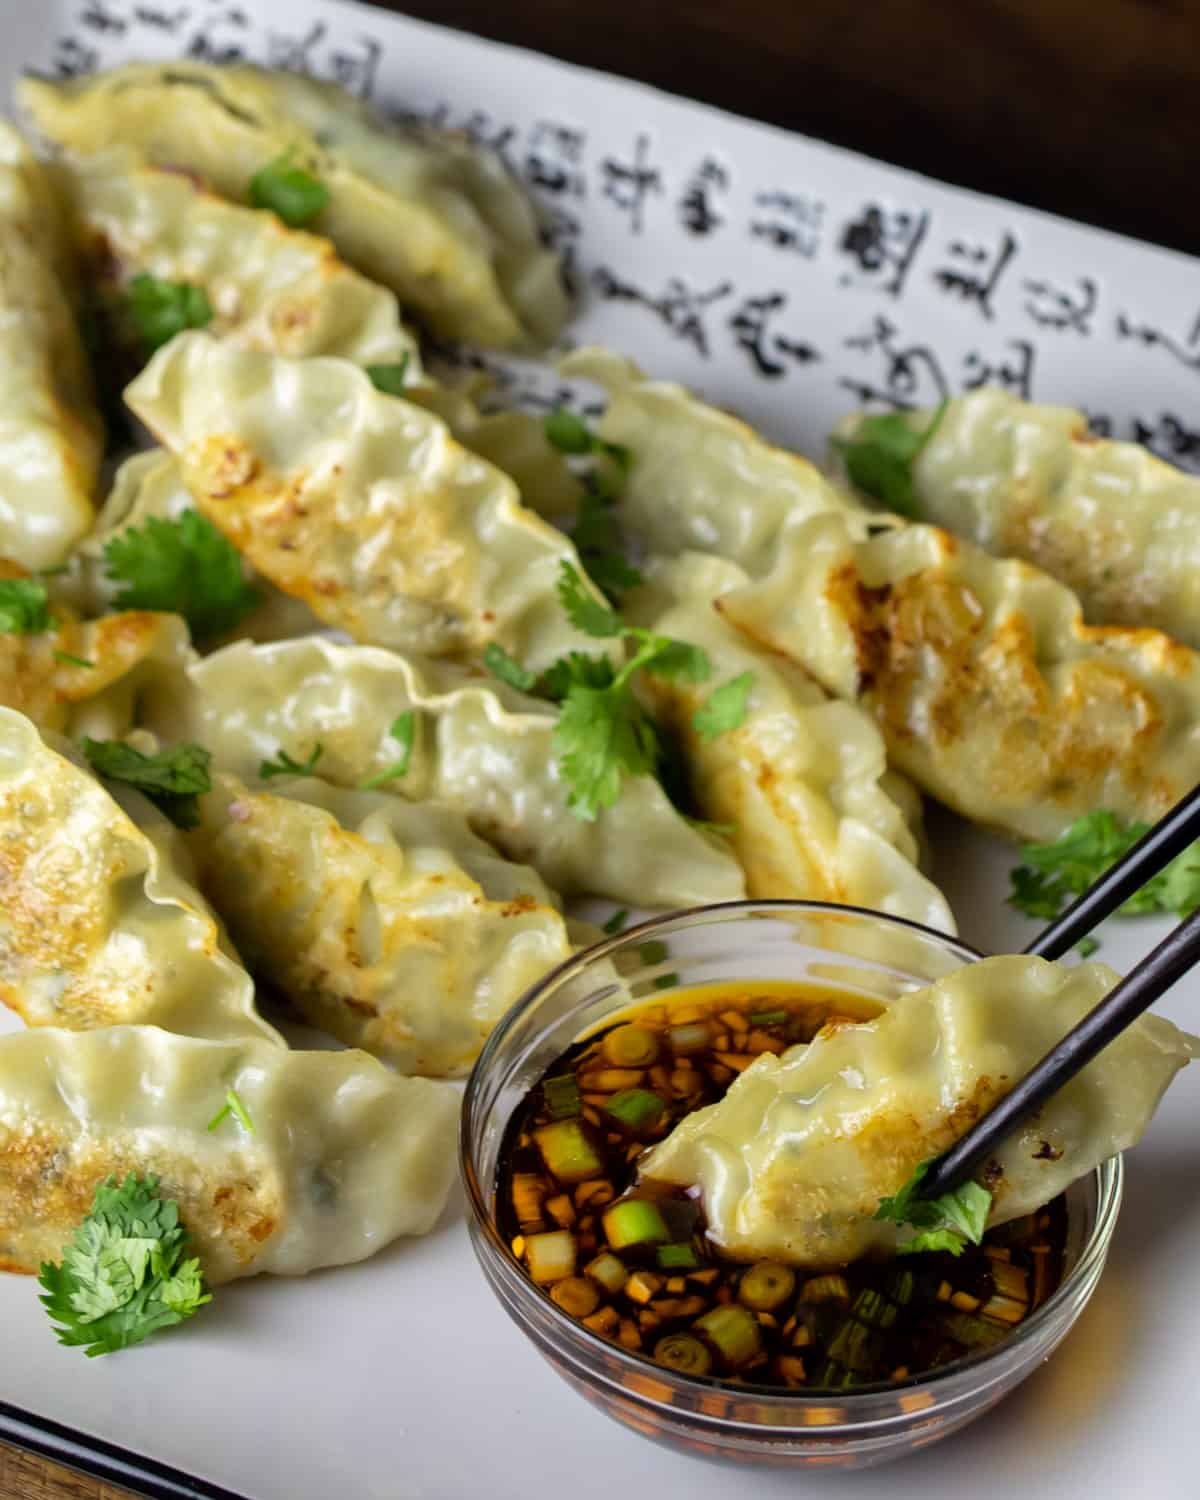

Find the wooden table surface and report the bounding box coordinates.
[6,1,1197,1496]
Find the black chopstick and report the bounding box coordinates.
[1023,783,1200,960]
[919,904,1200,1200]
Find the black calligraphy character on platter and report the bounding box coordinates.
[962,339,1036,399]
[50,35,101,76]
[601,135,663,234]
[525,122,587,198]
[133,6,190,31]
[592,268,732,356]
[1022,275,1097,335]
[838,204,929,298]
[266,22,327,73]
[932,232,1018,320]
[728,292,820,378]
[1132,412,1200,471]
[678,157,729,237]
[840,316,949,408]
[750,191,824,259]
[80,1,127,35]
[1115,308,1200,374]
[1083,409,1114,438]
[328,37,382,100]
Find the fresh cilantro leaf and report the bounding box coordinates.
[684,815,736,836]
[366,356,411,396]
[206,1089,255,1135]
[569,489,642,603]
[0,578,51,634]
[602,908,629,935]
[557,561,624,638]
[1009,810,1200,922]
[543,408,593,455]
[1076,935,1100,959]
[874,1157,992,1257]
[693,671,755,742]
[538,651,616,703]
[640,636,711,684]
[125,273,213,353]
[831,400,947,517]
[53,650,95,670]
[103,509,259,642]
[359,711,416,789]
[249,152,329,227]
[38,1174,211,1357]
[82,739,211,830]
[553,681,659,820]
[259,744,323,781]
[483,642,538,694]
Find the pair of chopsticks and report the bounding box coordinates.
[918,785,1200,1201]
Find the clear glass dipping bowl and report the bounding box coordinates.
[461,902,1122,1470]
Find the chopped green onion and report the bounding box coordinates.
[584,1251,628,1295]
[749,1009,788,1026]
[249,152,329,227]
[652,972,679,992]
[694,1304,762,1368]
[603,1088,665,1132]
[533,1119,604,1183]
[653,1333,712,1376]
[601,908,629,935]
[602,1198,670,1251]
[365,356,410,396]
[668,1021,711,1055]
[126,273,213,352]
[358,711,416,789]
[543,408,592,454]
[542,1074,582,1120]
[524,1230,576,1284]
[656,1242,699,1271]
[738,1262,796,1312]
[53,650,95,670]
[206,1088,254,1134]
[602,1024,658,1068]
[637,940,669,965]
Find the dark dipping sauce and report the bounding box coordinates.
[497,981,1068,1391]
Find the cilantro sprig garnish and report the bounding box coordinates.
[874,1158,992,1257]
[831,400,947,517]
[125,273,213,353]
[260,744,324,781]
[1009,810,1200,922]
[692,671,754,743]
[544,408,640,602]
[366,355,411,396]
[249,152,329,227]
[0,577,52,634]
[359,711,416,789]
[39,1174,211,1358]
[82,739,212,830]
[103,509,259,642]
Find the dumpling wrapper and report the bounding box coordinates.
[143,635,745,909]
[0,1025,458,1282]
[628,552,954,931]
[0,707,278,1045]
[834,389,1200,648]
[53,144,421,374]
[125,333,619,672]
[0,565,193,740]
[717,512,1200,842]
[642,954,1197,1267]
[20,62,567,348]
[52,447,320,645]
[0,122,102,569]
[191,772,574,1077]
[561,347,865,572]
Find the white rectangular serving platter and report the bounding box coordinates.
[1,2,1198,1496]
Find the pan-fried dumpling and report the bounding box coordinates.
[628,553,954,930]
[834,389,1200,647]
[642,954,1197,1266]
[143,635,745,909]
[20,62,567,348]
[0,123,102,569]
[53,448,319,645]
[0,708,278,1045]
[717,513,1200,842]
[52,145,421,375]
[191,772,573,1076]
[0,570,192,740]
[0,1025,458,1281]
[561,347,863,570]
[125,333,618,671]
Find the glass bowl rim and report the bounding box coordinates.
[461,898,1124,1411]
